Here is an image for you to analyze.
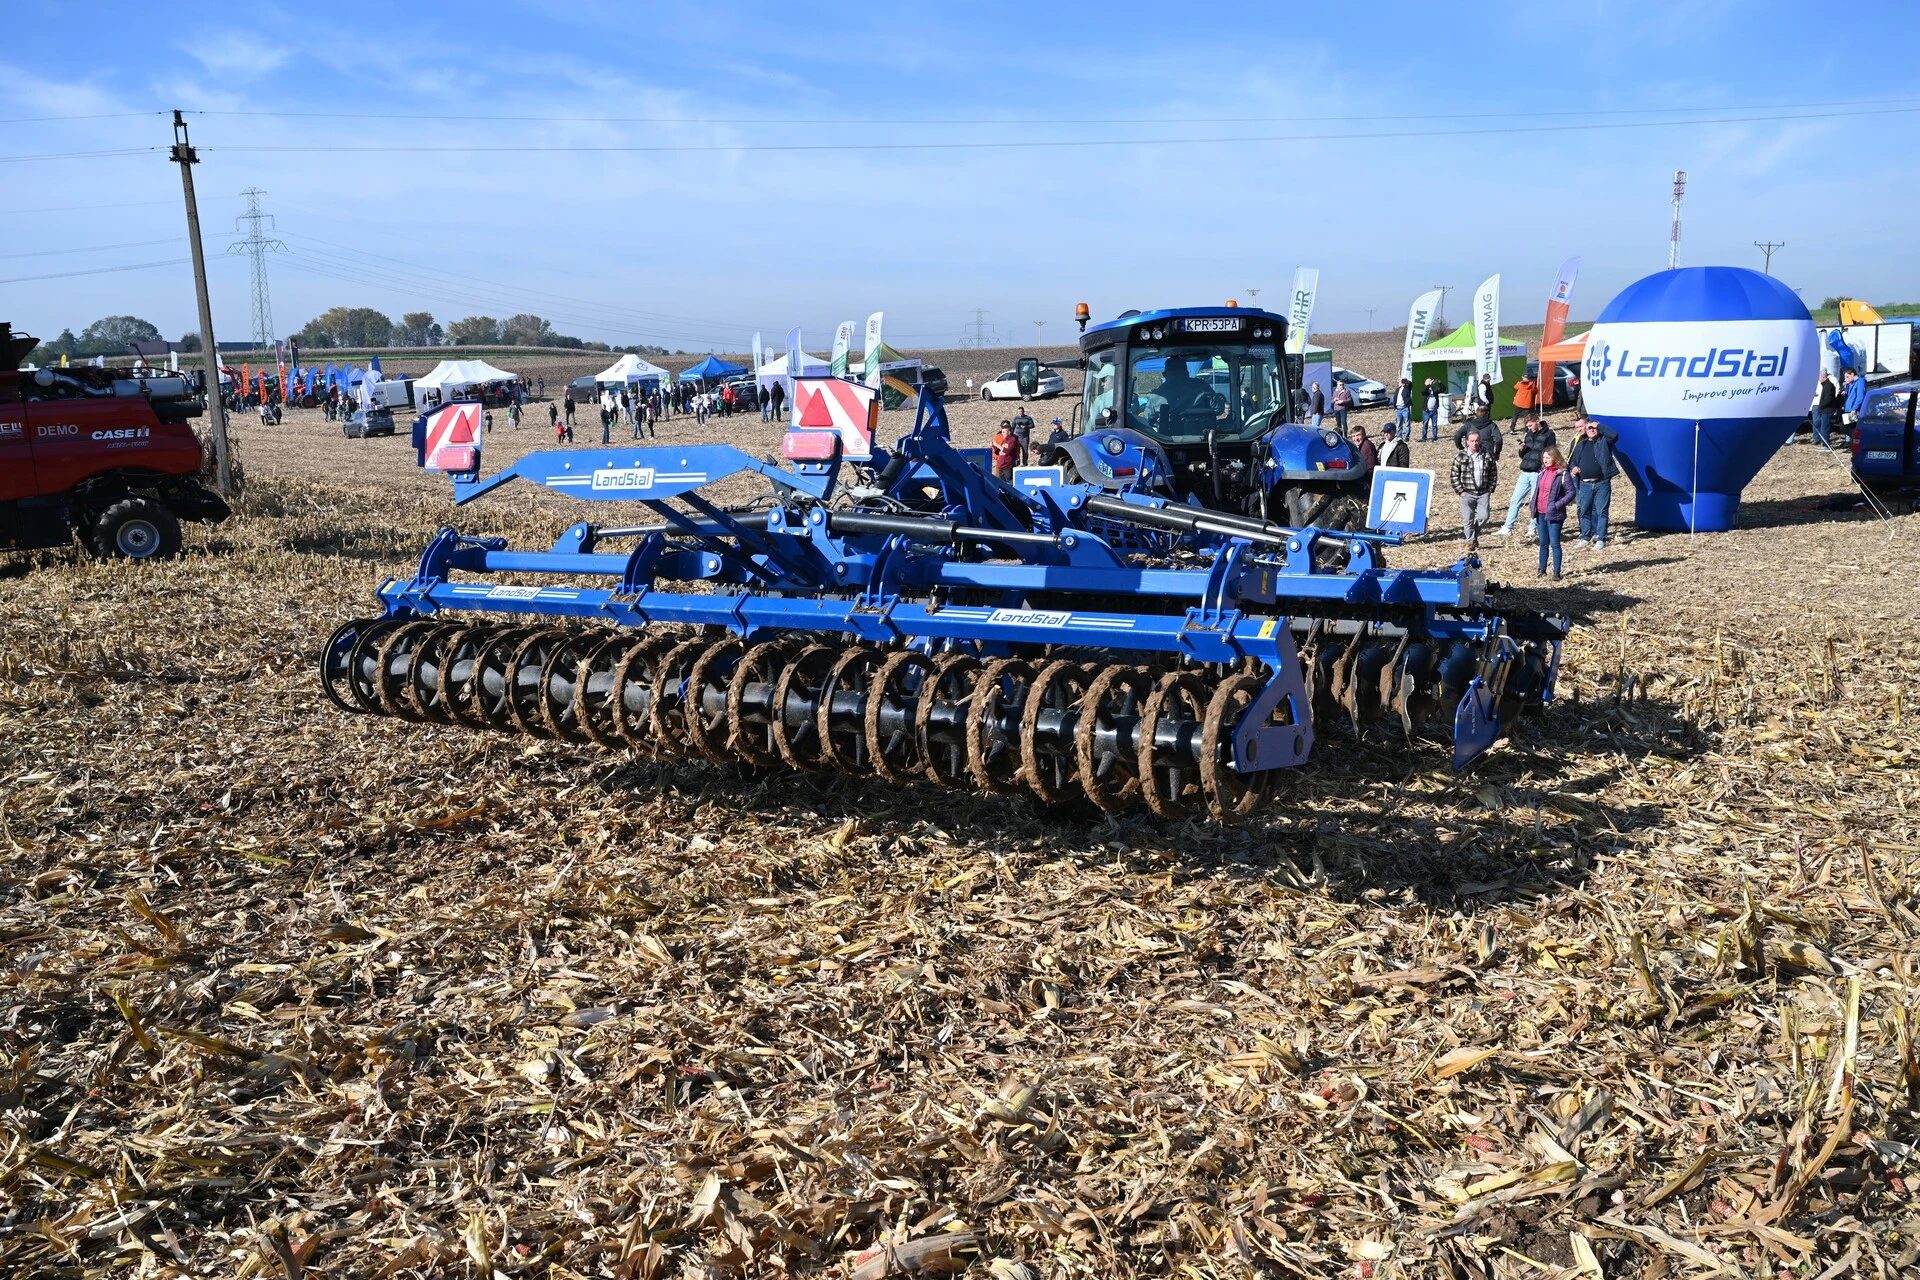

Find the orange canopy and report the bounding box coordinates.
[1539,329,1589,364]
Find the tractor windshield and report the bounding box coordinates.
[1124,342,1285,443]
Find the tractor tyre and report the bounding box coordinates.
[87,497,183,562]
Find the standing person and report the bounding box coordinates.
[1378,421,1410,469]
[1331,379,1354,432]
[1841,367,1866,440]
[1391,378,1412,435]
[555,407,572,444]
[1450,429,1498,551]
[759,381,772,422]
[1307,380,1326,429]
[1533,446,1575,580]
[1011,406,1035,457]
[1420,378,1442,441]
[1567,417,1620,549]
[769,379,786,422]
[1496,416,1557,538]
[1807,371,1838,446]
[547,402,559,432]
[1453,404,1503,460]
[1474,373,1494,415]
[536,375,545,398]
[695,391,709,427]
[990,420,1022,481]
[600,402,613,445]
[563,390,576,427]
[1511,369,1539,428]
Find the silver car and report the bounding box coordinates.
[1332,367,1390,408]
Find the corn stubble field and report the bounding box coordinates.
[2,341,1918,1279]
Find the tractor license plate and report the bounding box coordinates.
[1183,318,1241,333]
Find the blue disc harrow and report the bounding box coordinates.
[321,386,1565,820]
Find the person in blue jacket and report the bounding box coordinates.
[1841,368,1867,439]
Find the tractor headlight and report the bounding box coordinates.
[1321,430,1341,448]
[1103,436,1125,455]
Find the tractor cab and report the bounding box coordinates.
[1057,305,1369,526]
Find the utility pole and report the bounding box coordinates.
[1365,308,1377,331]
[229,187,284,354]
[1754,239,1784,275]
[1669,170,1687,271]
[1432,285,1453,332]
[170,110,233,499]
[1246,287,1260,307]
[1032,319,1046,347]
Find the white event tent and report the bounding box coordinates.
[755,351,832,390]
[413,358,521,405]
[594,353,671,387]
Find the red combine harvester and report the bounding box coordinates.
[0,323,230,560]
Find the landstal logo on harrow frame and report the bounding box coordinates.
[591,466,656,491]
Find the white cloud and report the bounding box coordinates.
[181,31,291,79]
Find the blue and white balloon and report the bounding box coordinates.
[1582,266,1817,532]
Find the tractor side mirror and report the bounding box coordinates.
[1017,358,1040,398]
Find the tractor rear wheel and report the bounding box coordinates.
[87,498,183,561]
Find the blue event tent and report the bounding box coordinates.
[679,355,746,382]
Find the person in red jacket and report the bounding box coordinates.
[990,421,1023,480]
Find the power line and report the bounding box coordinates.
[177,104,1920,158]
[0,257,188,286]
[0,147,160,163]
[0,111,164,124]
[0,198,177,215]
[9,102,1920,166]
[184,94,1920,126]
[0,237,179,260]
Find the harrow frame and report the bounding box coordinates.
[323,389,1565,817]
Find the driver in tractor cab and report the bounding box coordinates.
[1152,357,1213,429]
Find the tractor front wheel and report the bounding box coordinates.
[87,498,183,562]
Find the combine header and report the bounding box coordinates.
[322,379,1565,819]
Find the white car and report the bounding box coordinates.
[980,367,1066,400]
[1332,367,1390,408]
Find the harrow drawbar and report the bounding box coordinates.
[320,386,1567,821]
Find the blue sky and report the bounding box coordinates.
[5,0,1917,352]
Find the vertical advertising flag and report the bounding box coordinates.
[752,332,763,373]
[831,321,854,378]
[785,326,802,404]
[1473,274,1503,383]
[1285,267,1320,354]
[1543,256,1581,349]
[863,312,884,389]
[1399,289,1444,381]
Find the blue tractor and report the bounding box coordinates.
[1040,305,1372,529]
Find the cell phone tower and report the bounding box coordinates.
[229,187,285,352]
[1668,170,1687,271]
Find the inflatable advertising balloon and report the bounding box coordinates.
[1581,266,1817,532]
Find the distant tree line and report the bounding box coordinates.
[24,310,687,364]
[294,308,683,356]
[27,315,165,364]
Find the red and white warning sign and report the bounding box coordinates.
[421,401,483,473]
[784,378,877,461]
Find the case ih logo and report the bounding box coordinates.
[36,423,79,438]
[91,427,152,441]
